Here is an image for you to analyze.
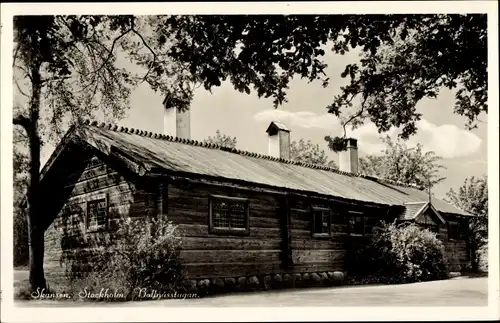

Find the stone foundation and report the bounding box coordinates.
[180,271,345,296]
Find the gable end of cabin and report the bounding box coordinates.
[43,144,161,276]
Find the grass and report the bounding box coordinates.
[14,271,74,301]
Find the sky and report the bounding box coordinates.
[32,40,487,201]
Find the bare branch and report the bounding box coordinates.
[13,131,28,143]
[89,74,100,104]
[14,77,31,99]
[93,29,133,76]
[475,115,487,123]
[13,64,33,82]
[12,43,20,67]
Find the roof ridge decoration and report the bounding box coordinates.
[82,119,425,191]
[404,201,429,205]
[359,173,426,191]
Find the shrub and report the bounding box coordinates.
[62,216,185,301]
[348,221,449,284]
[478,243,488,272]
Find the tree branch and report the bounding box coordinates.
[131,28,157,83]
[342,95,368,138]
[93,28,133,75]
[12,43,20,68]
[14,64,33,83]
[71,44,100,94]
[475,115,487,124]
[192,80,203,91]
[14,77,31,99]
[13,115,30,132]
[41,75,72,85]
[60,15,133,79]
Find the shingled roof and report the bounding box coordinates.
[41,121,470,217]
[401,202,429,220]
[401,201,447,224]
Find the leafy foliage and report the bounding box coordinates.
[62,216,185,301]
[446,176,488,218]
[445,176,488,272]
[136,14,487,142]
[13,15,142,141]
[331,14,487,140]
[358,135,445,189]
[203,129,237,148]
[324,135,350,153]
[289,139,337,168]
[141,15,335,110]
[349,221,449,283]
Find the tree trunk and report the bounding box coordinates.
[27,64,46,290]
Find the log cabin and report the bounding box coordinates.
[40,101,472,290]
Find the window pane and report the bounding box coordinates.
[313,211,323,233]
[449,224,459,239]
[322,211,330,233]
[348,217,355,233]
[230,202,246,228]
[97,200,107,226]
[87,198,107,229]
[354,216,364,234]
[88,203,96,227]
[212,200,229,228]
[97,210,107,226]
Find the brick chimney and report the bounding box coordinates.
[339,138,358,174]
[266,121,290,160]
[163,96,191,139]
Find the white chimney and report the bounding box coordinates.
[163,96,191,139]
[266,121,290,160]
[339,138,358,174]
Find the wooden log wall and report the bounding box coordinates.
[439,214,471,271]
[169,180,390,280]
[166,181,283,279]
[44,153,147,274]
[289,197,344,274]
[444,239,469,271]
[287,196,384,275]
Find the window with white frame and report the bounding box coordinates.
[209,195,249,235]
[86,195,108,231]
[312,206,331,237]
